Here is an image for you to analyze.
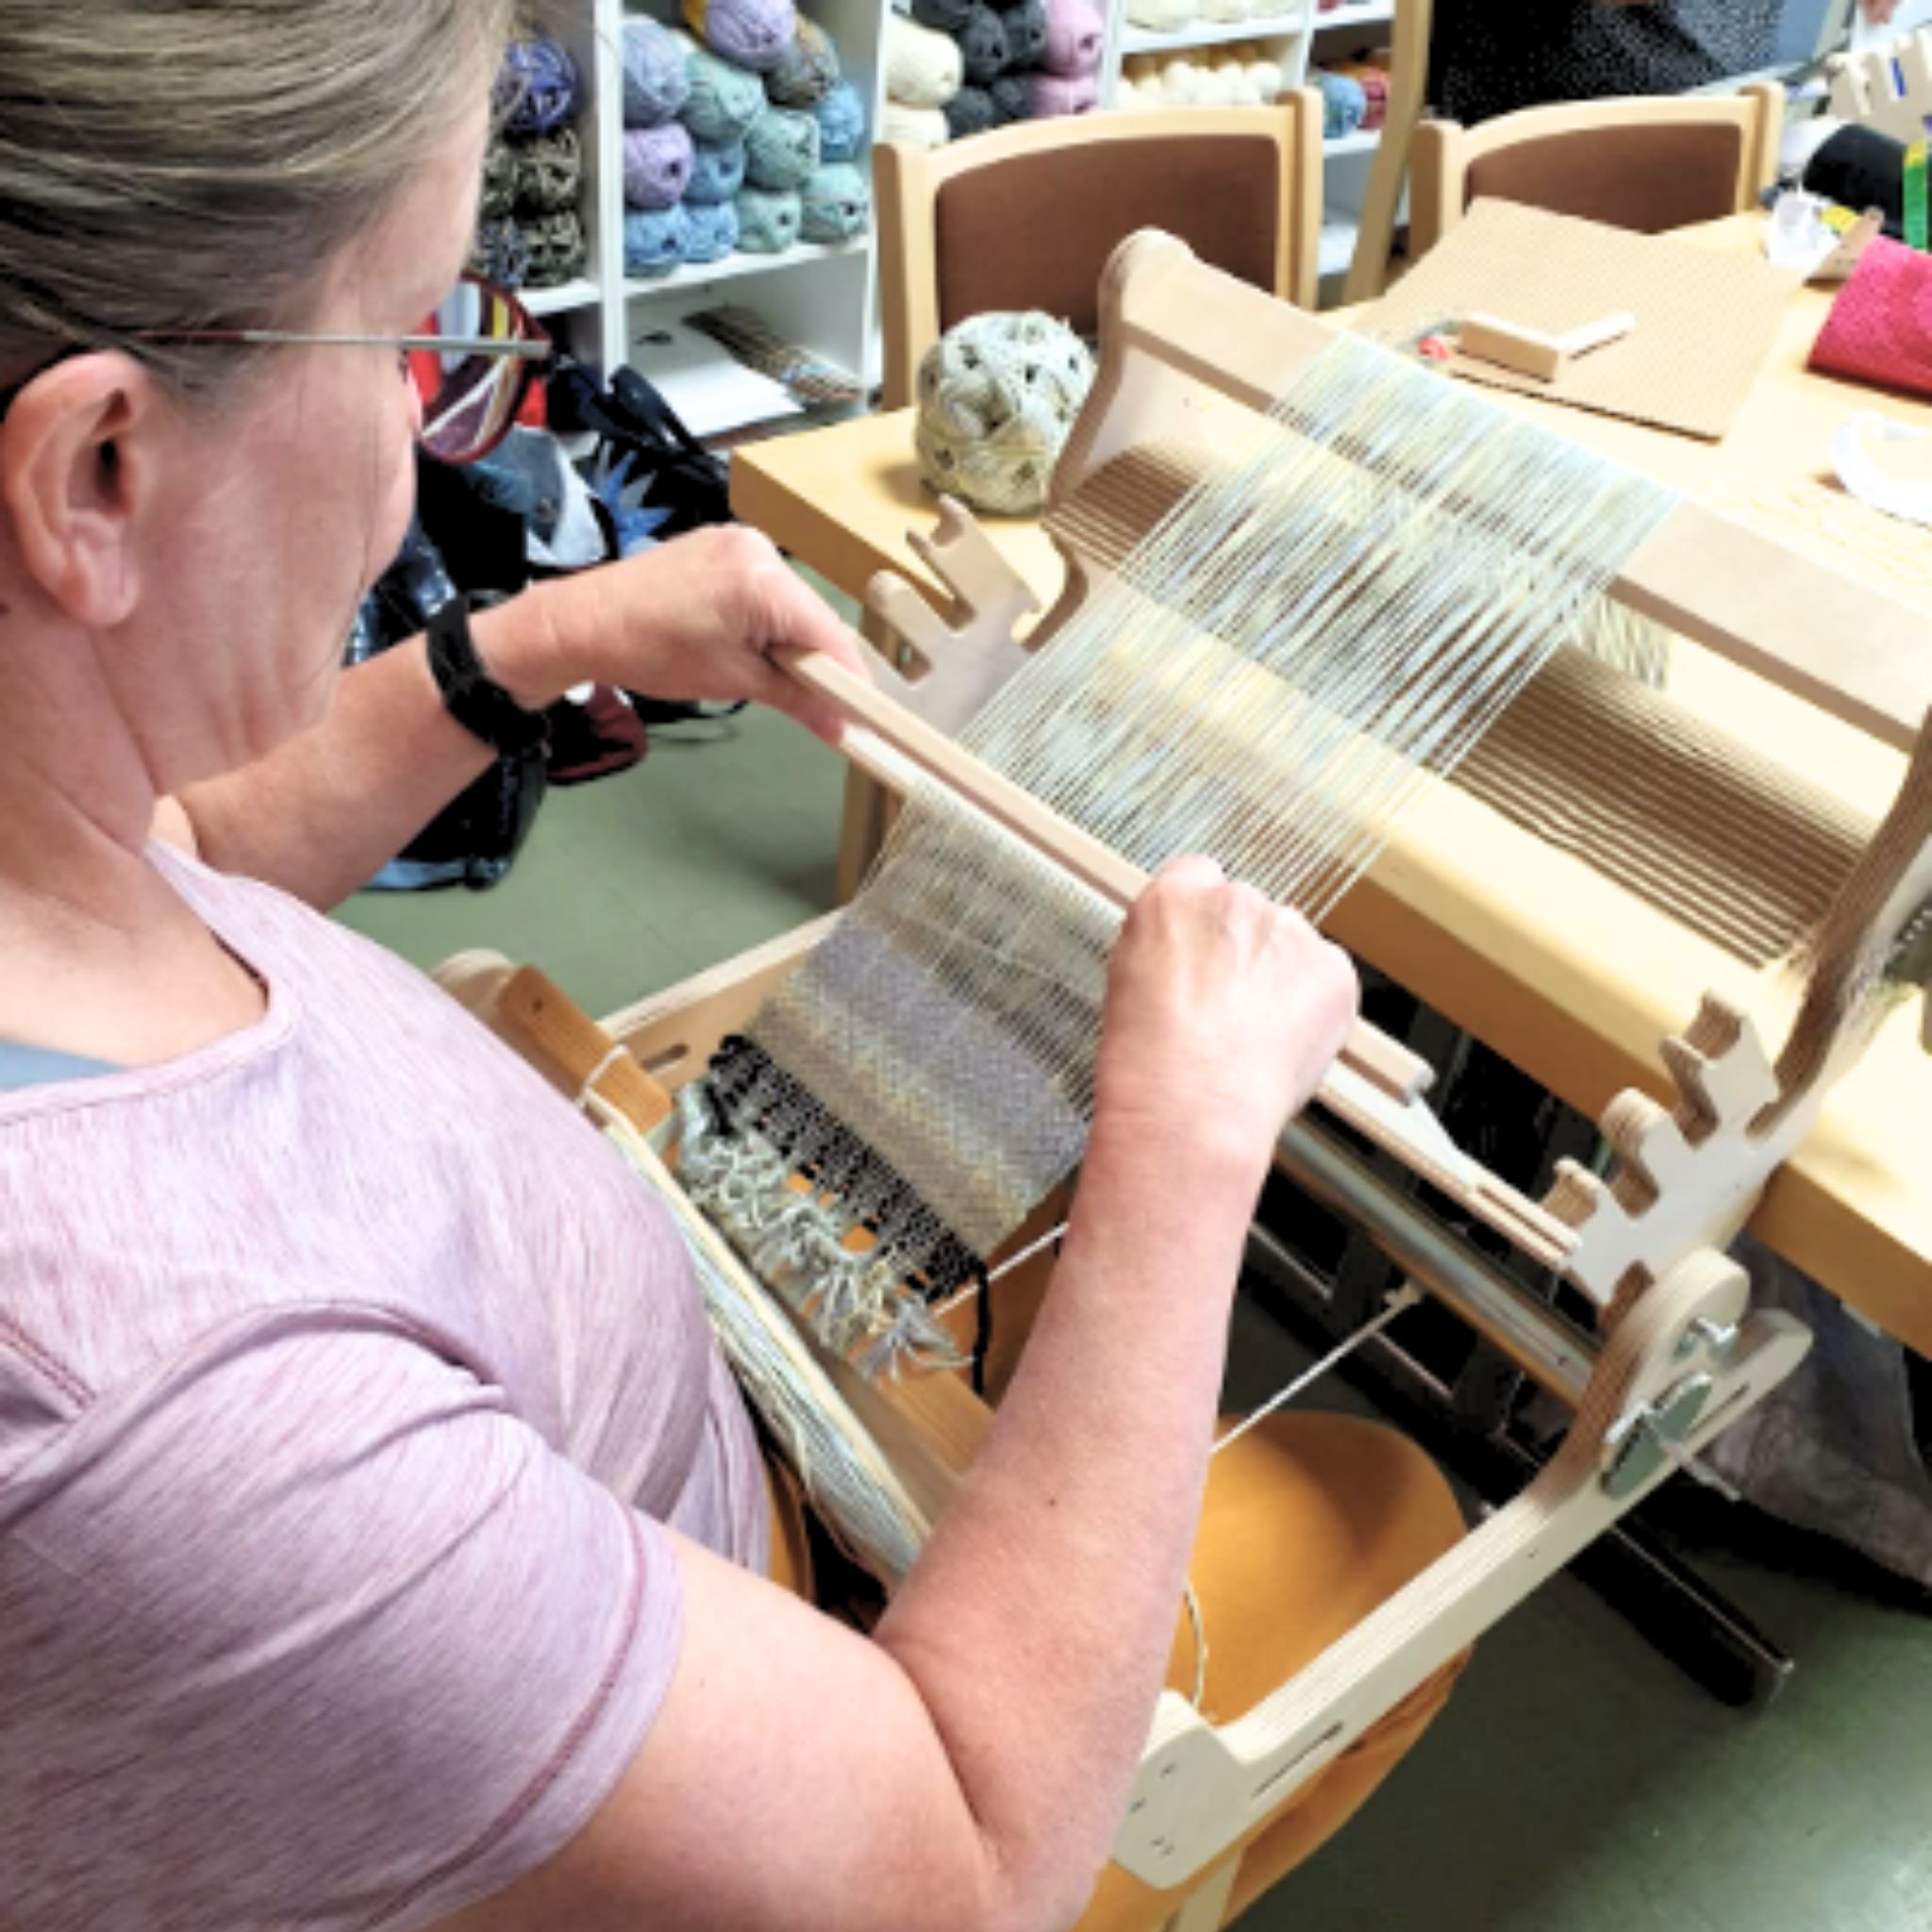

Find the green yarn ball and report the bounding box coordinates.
[677,31,767,141]
[800,161,870,242]
[735,185,803,252]
[915,312,1096,516]
[744,104,821,191]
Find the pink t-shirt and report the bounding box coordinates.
[0,846,768,1930]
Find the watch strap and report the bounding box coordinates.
[425,596,551,759]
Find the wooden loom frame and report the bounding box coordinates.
[449,235,1932,1924]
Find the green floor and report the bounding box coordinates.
[336,697,1932,1932]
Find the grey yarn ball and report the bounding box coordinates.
[736,185,803,252]
[800,161,871,242]
[990,74,1031,123]
[515,127,584,214]
[955,5,1009,83]
[525,208,589,286]
[1000,0,1049,67]
[915,311,1096,516]
[910,0,976,33]
[943,86,995,139]
[767,15,841,107]
[481,139,519,220]
[744,104,821,191]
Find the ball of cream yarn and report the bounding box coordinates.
[915,311,1095,516]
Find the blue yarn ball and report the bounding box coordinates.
[625,205,691,277]
[735,186,802,252]
[1314,71,1367,139]
[498,38,581,135]
[800,162,870,242]
[683,201,741,263]
[687,139,748,205]
[679,34,768,142]
[814,82,866,161]
[623,18,691,127]
[744,105,821,192]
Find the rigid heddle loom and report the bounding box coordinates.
[449,232,1932,1915]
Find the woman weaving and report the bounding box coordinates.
[0,7,1462,1927]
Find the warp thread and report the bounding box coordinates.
[956,6,1011,85]
[685,304,866,405]
[687,139,749,205]
[470,216,532,291]
[514,128,583,214]
[881,100,952,147]
[676,29,769,141]
[736,184,804,251]
[768,14,842,107]
[624,204,691,276]
[524,209,589,288]
[684,0,798,72]
[745,105,823,191]
[624,123,696,209]
[886,12,963,107]
[944,86,996,139]
[1001,0,1051,69]
[801,161,872,242]
[498,38,580,135]
[682,200,742,264]
[623,17,691,127]
[916,310,1097,515]
[1030,70,1097,116]
[1041,0,1103,78]
[815,82,868,160]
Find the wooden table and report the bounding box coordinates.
[731,215,1932,1356]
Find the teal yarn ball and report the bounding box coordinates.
[735,186,802,252]
[744,105,820,191]
[677,33,767,142]
[623,17,691,127]
[687,139,747,205]
[800,162,870,242]
[767,15,841,107]
[683,201,741,263]
[915,311,1096,515]
[814,82,866,160]
[624,205,691,276]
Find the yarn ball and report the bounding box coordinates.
[1125,0,1193,28]
[990,75,1031,124]
[1249,58,1284,100]
[915,311,1096,515]
[1041,0,1103,77]
[800,161,872,242]
[955,7,1009,85]
[624,205,691,277]
[909,0,976,33]
[675,31,769,140]
[687,139,748,204]
[943,86,995,140]
[1314,70,1366,138]
[735,185,803,251]
[623,17,691,127]
[885,14,963,108]
[514,128,583,214]
[1200,0,1245,25]
[682,200,741,263]
[1000,0,1050,69]
[624,123,696,208]
[684,0,797,72]
[1030,70,1096,115]
[525,209,589,287]
[470,216,531,291]
[498,38,581,135]
[767,15,841,107]
[744,104,821,190]
[481,139,519,221]
[881,101,952,147]
[815,82,867,160]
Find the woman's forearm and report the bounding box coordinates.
[173,593,572,910]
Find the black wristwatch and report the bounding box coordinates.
[425,595,551,759]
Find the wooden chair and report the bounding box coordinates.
[874,99,1324,410]
[1407,82,1786,263]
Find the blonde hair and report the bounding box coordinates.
[0,2,522,391]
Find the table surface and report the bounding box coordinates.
[731,214,1932,1355]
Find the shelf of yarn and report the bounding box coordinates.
[524,276,605,316]
[622,232,869,295]
[1118,13,1307,54]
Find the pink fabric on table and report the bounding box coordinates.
[1041,0,1104,78]
[1031,69,1098,114]
[1809,236,1932,400]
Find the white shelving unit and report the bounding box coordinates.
[528,0,888,435]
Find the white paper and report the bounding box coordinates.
[626,325,802,441]
[1832,409,1932,526]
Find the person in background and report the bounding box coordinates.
[1430,0,1901,129]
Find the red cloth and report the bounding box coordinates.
[1808,236,1932,400]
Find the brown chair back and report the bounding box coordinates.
[1464,121,1746,235]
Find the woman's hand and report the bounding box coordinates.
[500,525,874,745]
[1092,854,1357,1178]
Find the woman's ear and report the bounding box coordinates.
[0,354,161,629]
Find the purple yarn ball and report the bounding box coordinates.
[624,123,696,209]
[1030,70,1096,115]
[1041,0,1102,75]
[684,0,798,74]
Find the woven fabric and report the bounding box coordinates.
[1808,237,1932,401]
